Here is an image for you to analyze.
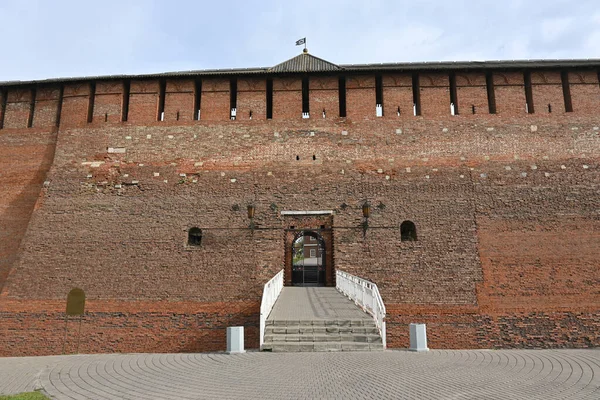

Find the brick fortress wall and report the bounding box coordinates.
[0,69,598,355]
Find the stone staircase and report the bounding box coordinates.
[261,287,383,352]
[262,318,383,352]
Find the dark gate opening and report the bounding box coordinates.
[291,231,326,287]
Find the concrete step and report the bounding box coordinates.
[263,318,383,351]
[263,333,382,343]
[262,341,384,352]
[265,319,376,327]
[265,326,379,335]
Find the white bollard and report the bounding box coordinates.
[409,323,429,352]
[226,326,245,354]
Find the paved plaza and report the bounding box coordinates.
[0,349,598,399]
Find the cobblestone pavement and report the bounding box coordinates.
[268,287,372,320]
[0,349,598,399]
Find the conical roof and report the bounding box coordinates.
[269,51,342,73]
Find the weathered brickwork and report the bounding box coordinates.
[237,78,267,121]
[0,57,598,356]
[383,73,413,117]
[420,73,450,116]
[456,72,488,115]
[273,77,302,120]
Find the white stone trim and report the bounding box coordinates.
[280,210,333,216]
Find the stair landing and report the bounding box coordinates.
[263,287,383,352]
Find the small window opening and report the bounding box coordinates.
[104,113,108,122]
[397,106,401,116]
[157,80,166,122]
[176,111,180,121]
[230,78,237,120]
[524,71,534,114]
[561,71,573,112]
[412,74,421,116]
[322,108,326,119]
[471,105,476,114]
[188,227,202,246]
[338,76,346,117]
[400,220,417,242]
[312,155,316,160]
[249,110,253,120]
[548,104,552,113]
[449,73,458,115]
[302,77,310,116]
[266,78,273,119]
[87,82,96,123]
[193,79,202,120]
[296,155,300,161]
[375,74,383,117]
[485,72,496,114]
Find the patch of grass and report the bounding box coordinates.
[0,392,50,400]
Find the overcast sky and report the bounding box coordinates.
[1,0,599,81]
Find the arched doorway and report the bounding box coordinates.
[291,230,326,286]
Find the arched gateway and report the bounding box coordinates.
[291,231,326,286]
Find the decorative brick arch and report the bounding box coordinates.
[282,213,334,287]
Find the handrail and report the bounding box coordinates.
[336,270,387,348]
[259,269,284,349]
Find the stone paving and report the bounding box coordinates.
[268,287,372,321]
[0,349,599,399]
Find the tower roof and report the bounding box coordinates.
[269,51,342,73]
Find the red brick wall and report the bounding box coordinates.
[164,80,194,122]
[569,70,600,114]
[0,127,57,292]
[456,73,488,115]
[200,78,230,121]
[382,73,413,118]
[60,83,90,128]
[494,72,527,115]
[309,76,339,119]
[32,87,60,128]
[0,299,259,356]
[4,88,32,129]
[419,73,450,116]
[128,80,159,123]
[237,78,267,121]
[273,77,302,120]
[346,76,375,120]
[0,66,598,355]
[531,71,565,114]
[93,81,123,123]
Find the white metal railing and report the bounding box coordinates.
[336,270,387,348]
[259,269,284,349]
